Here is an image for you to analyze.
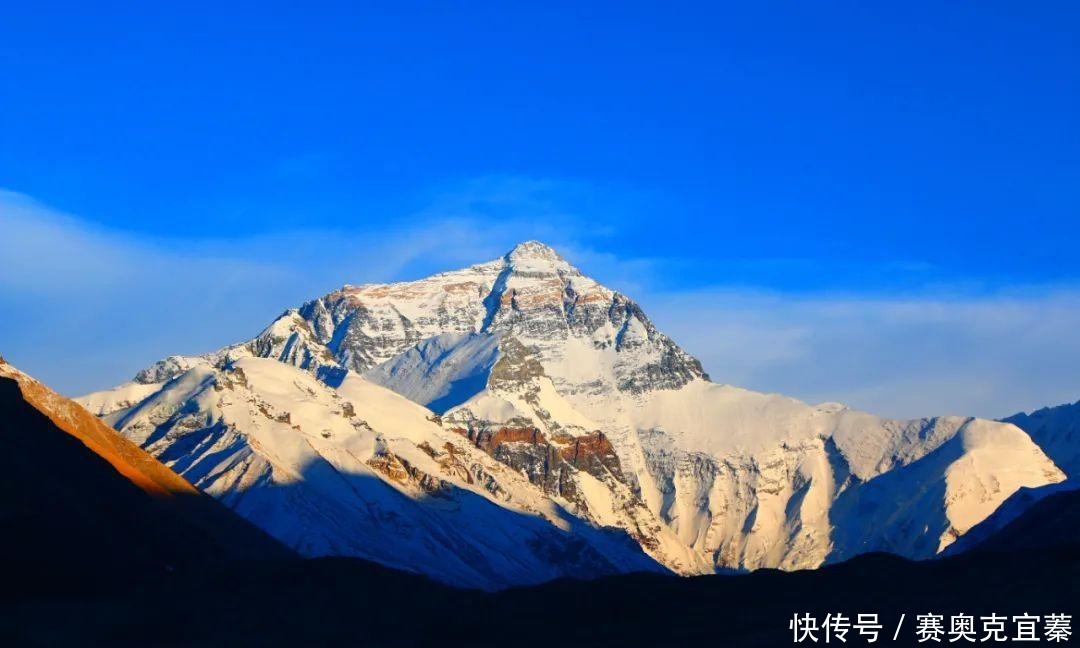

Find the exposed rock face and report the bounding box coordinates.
[247,309,340,373]
[559,431,622,478]
[80,241,1068,583]
[457,423,547,455]
[367,449,451,497]
[448,420,624,516]
[447,416,595,512]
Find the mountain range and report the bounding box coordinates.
[75,241,1075,588]
[2,354,1076,646]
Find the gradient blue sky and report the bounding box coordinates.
[2,2,1079,418]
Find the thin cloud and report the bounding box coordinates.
[3,184,1079,422]
[644,288,1080,420]
[0,186,551,393]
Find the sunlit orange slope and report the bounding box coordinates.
[0,357,198,499]
[0,356,292,598]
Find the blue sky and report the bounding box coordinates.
[2,2,1079,418]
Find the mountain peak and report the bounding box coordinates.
[503,240,580,275]
[507,240,563,263]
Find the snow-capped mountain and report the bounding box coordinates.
[80,241,1068,584]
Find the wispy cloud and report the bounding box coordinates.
[3,182,1079,422]
[644,288,1080,420]
[0,181,591,394]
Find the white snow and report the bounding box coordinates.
[363,332,501,414]
[76,381,165,417]
[99,356,663,588]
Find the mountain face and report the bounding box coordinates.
[92,356,662,589]
[1003,400,1080,478]
[942,478,1079,556]
[79,241,1067,584]
[0,358,292,598]
[941,401,1080,555]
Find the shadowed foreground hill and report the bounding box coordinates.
[965,485,1080,553]
[2,494,1077,647]
[0,359,293,599]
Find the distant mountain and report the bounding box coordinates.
[80,241,1067,585]
[0,358,292,598]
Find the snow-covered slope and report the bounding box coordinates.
[364,332,502,413]
[78,380,165,417]
[942,478,1080,556]
[96,356,661,588]
[1003,400,1080,478]
[80,241,1070,582]
[934,400,1080,556]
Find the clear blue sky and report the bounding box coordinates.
[2,2,1079,417]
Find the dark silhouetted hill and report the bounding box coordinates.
[0,360,293,601]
